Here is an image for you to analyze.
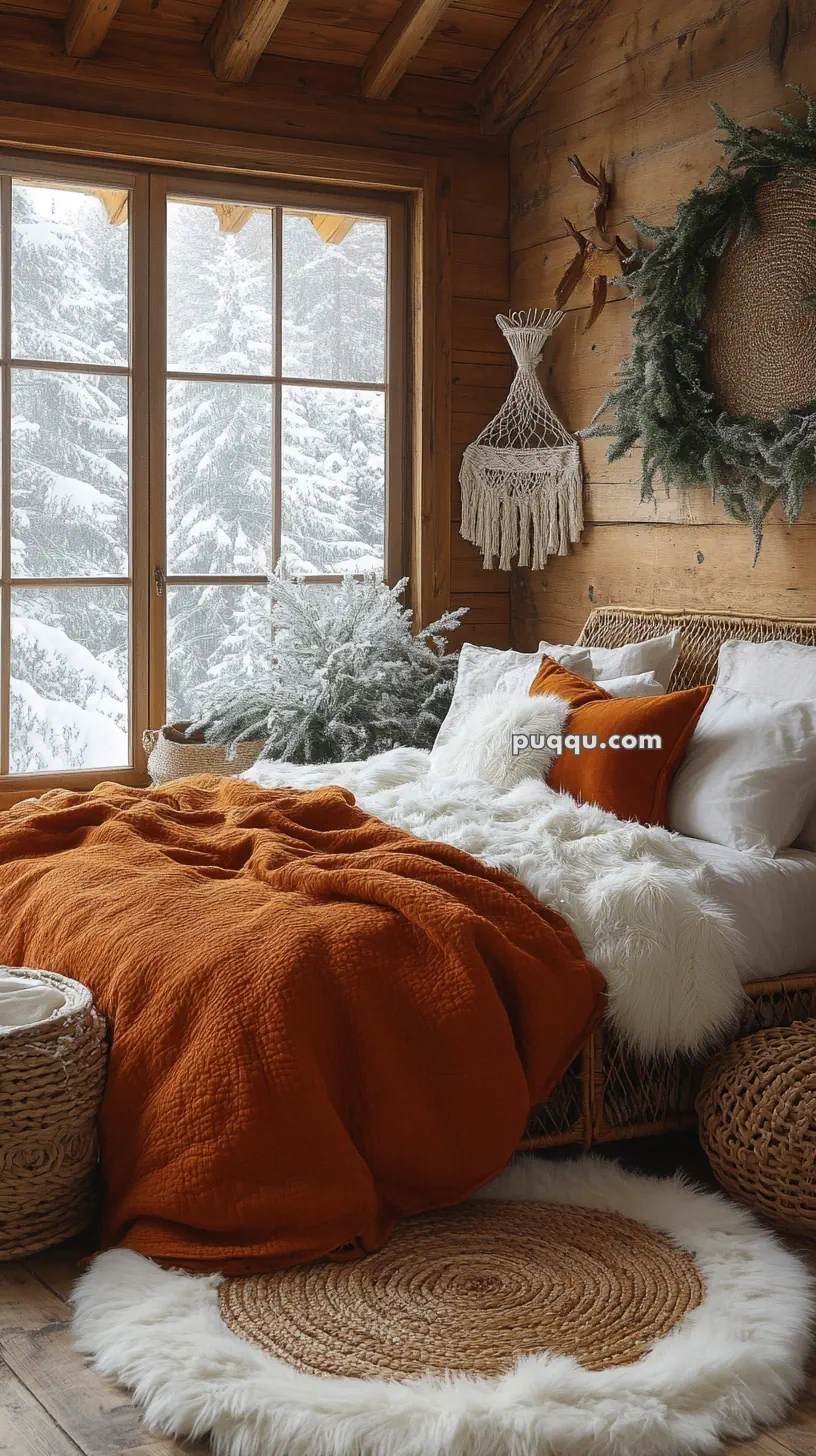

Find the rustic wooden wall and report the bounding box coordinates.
[509,0,816,648]
[450,192,511,648]
[0,23,512,647]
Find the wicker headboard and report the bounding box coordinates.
[577,606,816,691]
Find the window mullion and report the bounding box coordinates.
[1,172,12,777]
[130,173,151,779]
[272,205,283,574]
[165,575,268,587]
[9,358,130,377]
[147,174,168,733]
[385,207,407,586]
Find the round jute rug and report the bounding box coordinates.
[218,1199,704,1380]
[71,1157,815,1456]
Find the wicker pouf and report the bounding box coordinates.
[696,1022,816,1237]
[0,969,108,1259]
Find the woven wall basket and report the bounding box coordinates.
[144,722,263,786]
[705,171,816,417]
[0,969,108,1260]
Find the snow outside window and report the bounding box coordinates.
[0,168,399,783]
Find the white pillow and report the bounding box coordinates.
[539,629,682,691]
[532,660,664,699]
[717,637,816,698]
[668,685,816,854]
[433,642,591,754]
[600,671,665,699]
[431,689,569,787]
[716,638,816,850]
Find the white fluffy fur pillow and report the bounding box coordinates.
[432,641,590,755]
[430,689,569,787]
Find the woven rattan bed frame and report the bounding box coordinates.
[519,605,816,1151]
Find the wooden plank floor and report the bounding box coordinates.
[1,1134,813,1455]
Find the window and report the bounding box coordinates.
[0,161,406,789]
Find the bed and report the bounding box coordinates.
[4,604,813,1254]
[522,605,816,1152]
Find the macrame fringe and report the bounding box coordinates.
[458,309,585,572]
[460,449,584,571]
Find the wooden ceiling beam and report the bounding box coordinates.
[204,0,291,83]
[476,0,612,134]
[64,0,123,57]
[361,0,455,101]
[308,214,357,244]
[213,202,256,231]
[97,187,129,224]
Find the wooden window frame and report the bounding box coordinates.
[148,170,407,728]
[0,155,150,799]
[0,145,416,800]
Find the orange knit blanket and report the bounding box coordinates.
[0,776,603,1271]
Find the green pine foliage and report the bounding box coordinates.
[584,87,816,556]
[190,573,467,764]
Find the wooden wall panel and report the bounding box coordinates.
[449,192,510,644]
[509,0,816,647]
[513,525,816,648]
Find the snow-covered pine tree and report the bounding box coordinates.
[165,204,275,718]
[190,573,466,763]
[12,182,128,368]
[10,184,129,771]
[282,215,386,384]
[279,215,386,577]
[279,387,382,576]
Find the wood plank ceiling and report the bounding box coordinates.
[7,0,612,134]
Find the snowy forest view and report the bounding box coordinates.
[6,179,388,773]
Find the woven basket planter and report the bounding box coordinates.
[144,722,263,786]
[696,1021,816,1238]
[0,969,108,1260]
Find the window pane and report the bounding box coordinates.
[12,182,129,366]
[280,386,385,576]
[166,200,273,375]
[10,586,129,773]
[11,370,128,578]
[166,584,271,722]
[166,380,272,576]
[282,214,386,384]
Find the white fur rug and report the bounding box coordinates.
[245,749,747,1056]
[72,1156,813,1456]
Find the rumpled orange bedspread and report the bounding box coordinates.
[0,775,604,1271]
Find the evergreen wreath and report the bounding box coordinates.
[585,87,816,556]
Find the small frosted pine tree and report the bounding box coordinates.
[190,573,466,763]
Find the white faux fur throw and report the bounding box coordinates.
[246,749,747,1057]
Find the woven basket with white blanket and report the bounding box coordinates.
[0,968,108,1259]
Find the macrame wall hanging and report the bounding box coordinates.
[459,309,583,571]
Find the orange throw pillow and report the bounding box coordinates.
[529,656,710,827]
